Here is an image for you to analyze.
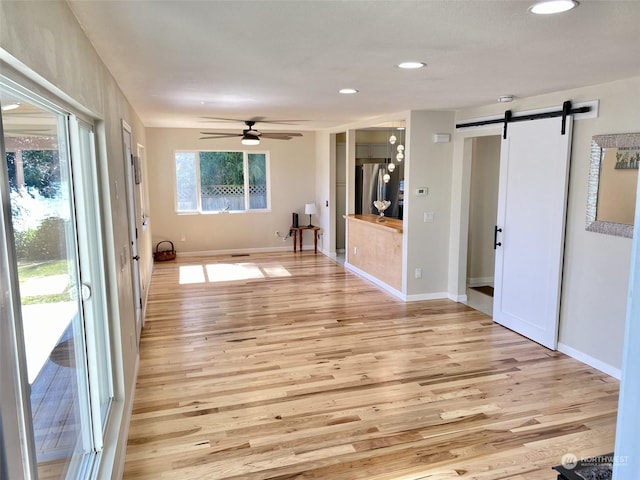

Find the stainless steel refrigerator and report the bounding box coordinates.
[355,162,403,219]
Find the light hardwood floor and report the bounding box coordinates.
[124,253,618,479]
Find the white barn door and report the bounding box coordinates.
[493,116,573,349]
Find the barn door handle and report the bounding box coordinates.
[494,226,503,249]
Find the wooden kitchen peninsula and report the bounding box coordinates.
[344,214,403,291]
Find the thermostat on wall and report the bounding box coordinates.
[414,187,428,196]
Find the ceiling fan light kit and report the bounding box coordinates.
[200,118,303,145]
[241,133,260,146]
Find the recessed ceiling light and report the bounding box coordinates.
[2,102,20,111]
[529,0,578,15]
[339,88,359,94]
[498,95,515,103]
[397,62,427,69]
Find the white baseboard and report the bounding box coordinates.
[404,292,450,302]
[177,246,293,257]
[344,263,462,303]
[467,276,494,287]
[100,351,139,480]
[344,262,404,300]
[557,342,621,380]
[448,293,468,302]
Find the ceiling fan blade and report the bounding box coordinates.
[200,116,248,123]
[260,132,303,138]
[257,135,301,141]
[250,119,308,125]
[201,116,307,125]
[199,132,243,139]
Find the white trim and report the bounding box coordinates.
[177,246,296,257]
[97,352,139,480]
[467,276,494,287]
[321,249,336,260]
[405,292,450,302]
[0,53,98,119]
[448,293,468,302]
[557,342,621,380]
[343,262,404,300]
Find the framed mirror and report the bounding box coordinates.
[586,132,640,238]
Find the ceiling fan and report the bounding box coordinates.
[200,118,303,145]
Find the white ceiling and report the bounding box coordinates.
[67,0,640,131]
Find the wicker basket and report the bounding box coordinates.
[153,240,176,262]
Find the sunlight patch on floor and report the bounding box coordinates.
[206,263,264,282]
[179,265,206,284]
[179,262,292,284]
[261,265,292,278]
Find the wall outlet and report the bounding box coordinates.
[181,234,186,241]
[415,187,428,196]
[424,212,434,223]
[354,246,358,256]
[415,267,422,279]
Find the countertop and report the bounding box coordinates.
[344,214,403,233]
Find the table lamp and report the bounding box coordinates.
[304,203,317,227]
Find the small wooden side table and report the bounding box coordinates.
[291,226,320,253]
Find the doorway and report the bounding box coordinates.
[465,135,500,315]
[336,133,346,255]
[122,122,142,344]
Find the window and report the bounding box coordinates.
[175,150,269,213]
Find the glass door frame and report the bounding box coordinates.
[1,75,113,479]
[0,79,40,480]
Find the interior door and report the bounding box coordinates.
[493,116,573,349]
[122,123,142,344]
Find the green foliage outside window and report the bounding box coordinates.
[199,151,244,186]
[176,151,268,212]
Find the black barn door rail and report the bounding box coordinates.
[456,101,591,139]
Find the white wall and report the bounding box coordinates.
[0,1,150,477]
[146,128,316,253]
[451,76,640,373]
[315,130,332,254]
[404,110,455,298]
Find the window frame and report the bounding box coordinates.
[174,149,271,214]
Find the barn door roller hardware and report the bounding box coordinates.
[456,100,591,139]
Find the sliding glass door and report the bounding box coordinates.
[1,80,112,478]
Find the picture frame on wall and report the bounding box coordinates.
[586,133,640,238]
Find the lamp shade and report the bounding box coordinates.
[304,203,317,215]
